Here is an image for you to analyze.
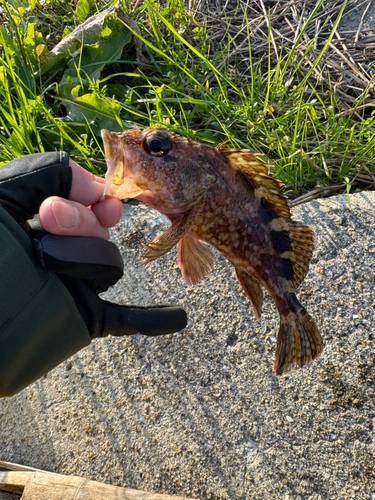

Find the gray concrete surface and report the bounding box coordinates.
[1,191,375,500]
[338,0,375,37]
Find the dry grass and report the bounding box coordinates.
[186,0,375,204]
[195,0,374,100]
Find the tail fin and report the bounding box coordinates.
[273,300,323,376]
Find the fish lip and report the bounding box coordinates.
[102,129,115,198]
[102,129,144,199]
[101,129,112,159]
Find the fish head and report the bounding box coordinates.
[101,128,216,213]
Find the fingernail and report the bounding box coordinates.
[51,200,79,229]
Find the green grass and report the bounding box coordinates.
[0,0,374,201]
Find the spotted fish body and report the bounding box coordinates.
[101,128,323,375]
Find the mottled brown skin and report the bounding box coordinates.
[189,152,290,301]
[167,149,287,302]
[102,128,323,375]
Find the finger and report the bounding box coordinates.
[123,306,188,336]
[90,196,123,228]
[102,304,188,337]
[39,196,110,240]
[68,159,106,206]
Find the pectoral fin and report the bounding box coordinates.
[235,268,263,320]
[141,203,202,265]
[177,232,214,286]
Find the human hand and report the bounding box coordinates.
[0,152,122,239]
[0,152,187,338]
[39,158,123,240]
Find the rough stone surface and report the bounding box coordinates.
[337,1,375,36]
[1,191,375,500]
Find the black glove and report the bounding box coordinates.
[0,152,187,338]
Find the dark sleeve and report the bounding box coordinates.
[0,152,71,226]
[0,206,91,398]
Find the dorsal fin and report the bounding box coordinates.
[220,148,315,290]
[219,148,291,219]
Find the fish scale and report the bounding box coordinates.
[101,127,323,375]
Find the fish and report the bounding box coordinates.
[101,127,323,375]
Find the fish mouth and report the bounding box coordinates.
[101,129,143,199]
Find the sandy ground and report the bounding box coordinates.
[1,190,374,500]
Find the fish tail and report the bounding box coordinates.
[273,294,323,376]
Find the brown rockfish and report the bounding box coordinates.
[101,127,323,375]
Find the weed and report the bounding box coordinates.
[0,0,374,203]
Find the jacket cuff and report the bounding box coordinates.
[0,152,72,224]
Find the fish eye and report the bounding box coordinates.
[142,131,172,157]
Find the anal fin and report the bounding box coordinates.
[177,232,214,286]
[141,202,201,265]
[235,268,263,320]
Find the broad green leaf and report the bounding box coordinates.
[79,26,131,79]
[6,0,35,10]
[51,6,113,57]
[106,84,128,101]
[63,93,123,135]
[36,44,59,70]
[75,0,94,22]
[57,14,131,98]
[23,18,45,69]
[58,69,87,100]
